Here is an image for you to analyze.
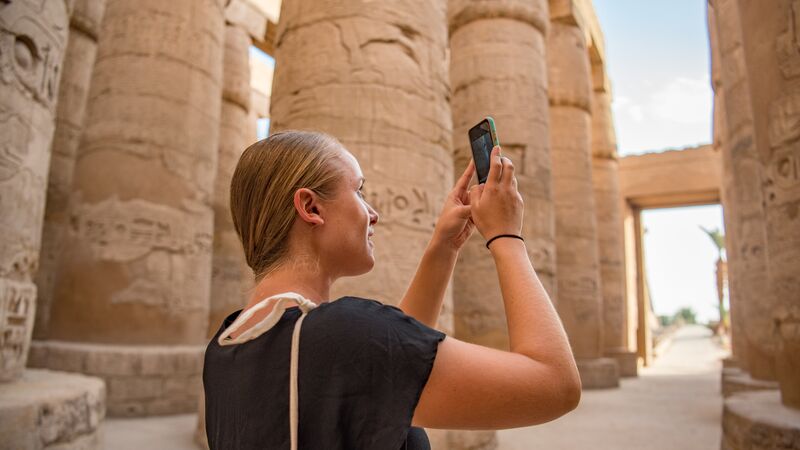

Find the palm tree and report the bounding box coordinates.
[700,226,727,335]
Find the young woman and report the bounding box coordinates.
[203,130,581,449]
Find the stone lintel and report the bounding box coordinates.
[722,390,800,450]
[448,0,549,37]
[0,369,105,450]
[28,341,204,417]
[226,0,269,43]
[576,357,620,389]
[721,366,779,398]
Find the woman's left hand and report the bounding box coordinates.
[432,160,476,252]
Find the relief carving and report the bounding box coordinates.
[364,184,444,231]
[67,196,213,314]
[777,0,800,78]
[0,278,36,381]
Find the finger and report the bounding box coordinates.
[501,156,515,187]
[485,145,503,187]
[455,160,474,191]
[468,184,481,207]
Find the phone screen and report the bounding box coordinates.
[469,119,495,184]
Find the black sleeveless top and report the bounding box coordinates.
[203,296,447,449]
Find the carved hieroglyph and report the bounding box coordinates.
[548,19,605,360]
[270,0,453,318]
[449,0,555,354]
[0,0,69,382]
[208,24,253,336]
[34,0,108,340]
[45,0,225,346]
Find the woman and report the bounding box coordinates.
[203,130,581,449]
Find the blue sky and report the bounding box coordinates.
[594,0,713,156]
[594,1,723,322]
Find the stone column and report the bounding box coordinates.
[448,1,552,446]
[269,0,453,446]
[718,0,800,447]
[207,24,253,336]
[548,9,619,388]
[0,0,69,384]
[449,0,555,350]
[29,0,226,417]
[712,0,773,382]
[733,0,800,409]
[34,0,108,340]
[0,1,105,448]
[591,65,637,377]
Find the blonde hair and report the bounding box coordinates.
[230,130,345,282]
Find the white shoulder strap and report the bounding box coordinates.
[217,291,318,450]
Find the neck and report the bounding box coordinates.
[246,260,334,308]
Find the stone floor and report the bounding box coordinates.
[498,324,728,450]
[105,324,727,450]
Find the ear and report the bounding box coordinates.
[293,188,325,226]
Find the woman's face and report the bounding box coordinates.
[317,149,379,277]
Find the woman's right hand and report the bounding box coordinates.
[468,145,524,240]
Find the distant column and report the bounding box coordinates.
[34,0,109,340]
[30,0,226,417]
[591,65,637,377]
[207,23,253,336]
[548,12,619,388]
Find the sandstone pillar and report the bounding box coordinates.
[269,0,453,446]
[34,0,108,340]
[0,1,105,448]
[0,0,69,384]
[448,1,552,446]
[591,64,637,377]
[734,0,800,410]
[449,0,555,351]
[712,0,773,382]
[548,10,619,389]
[207,24,253,336]
[29,0,226,417]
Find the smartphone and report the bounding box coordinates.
[468,116,500,184]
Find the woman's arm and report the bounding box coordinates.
[397,239,458,329]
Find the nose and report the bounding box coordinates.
[368,203,379,226]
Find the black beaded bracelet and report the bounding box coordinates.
[486,234,524,249]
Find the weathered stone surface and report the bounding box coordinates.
[576,357,619,389]
[0,0,69,382]
[28,341,204,417]
[0,369,104,450]
[35,0,108,341]
[721,367,779,398]
[722,390,800,450]
[449,0,554,362]
[44,0,225,346]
